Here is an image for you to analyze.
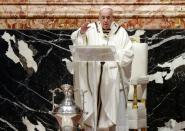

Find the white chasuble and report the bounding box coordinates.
[71,21,134,130]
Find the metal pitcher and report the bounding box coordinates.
[53,84,82,131]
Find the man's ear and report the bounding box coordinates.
[112,16,115,20]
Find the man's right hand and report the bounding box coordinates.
[80,22,90,34]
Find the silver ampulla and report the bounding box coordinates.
[57,84,81,115]
[52,84,82,131]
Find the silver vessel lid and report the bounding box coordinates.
[56,84,81,115]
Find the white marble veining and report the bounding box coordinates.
[149,55,185,83]
[1,32,38,72]
[1,32,20,64]
[0,118,18,131]
[148,35,185,50]
[18,40,38,72]
[22,116,46,131]
[158,119,185,131]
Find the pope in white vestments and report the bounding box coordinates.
[70,6,134,131]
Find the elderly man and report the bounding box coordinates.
[71,6,134,131]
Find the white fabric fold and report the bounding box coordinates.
[70,21,134,130]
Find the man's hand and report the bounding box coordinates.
[80,22,90,34]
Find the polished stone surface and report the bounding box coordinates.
[0,29,185,130]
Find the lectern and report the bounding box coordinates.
[70,45,117,131]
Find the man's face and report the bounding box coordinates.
[99,8,113,30]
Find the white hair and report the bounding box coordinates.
[99,6,113,12]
